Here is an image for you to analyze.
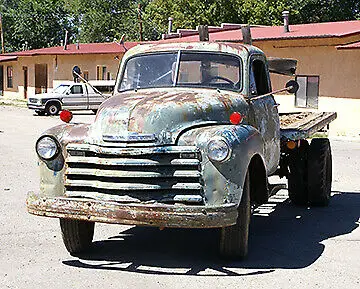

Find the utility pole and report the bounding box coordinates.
[138,4,143,42]
[0,14,4,54]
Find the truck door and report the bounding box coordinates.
[248,55,280,174]
[61,84,88,110]
[86,84,104,109]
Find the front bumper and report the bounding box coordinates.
[27,103,45,110]
[26,191,238,228]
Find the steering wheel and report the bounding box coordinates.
[207,76,235,86]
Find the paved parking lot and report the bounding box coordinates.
[0,106,359,289]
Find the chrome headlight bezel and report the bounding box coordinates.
[35,135,60,160]
[207,138,232,162]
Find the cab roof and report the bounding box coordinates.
[123,41,263,59]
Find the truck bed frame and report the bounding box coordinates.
[280,111,337,141]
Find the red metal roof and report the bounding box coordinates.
[337,41,360,50]
[5,42,139,57]
[0,55,17,62]
[164,20,360,42]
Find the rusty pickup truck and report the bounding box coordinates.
[27,41,336,259]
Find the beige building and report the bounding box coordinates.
[0,42,137,99]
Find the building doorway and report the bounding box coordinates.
[0,65,3,96]
[35,64,47,94]
[23,66,28,99]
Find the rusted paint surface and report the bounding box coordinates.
[91,88,249,146]
[178,124,264,206]
[26,191,238,228]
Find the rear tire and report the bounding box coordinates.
[60,218,95,255]
[219,172,250,259]
[287,139,309,206]
[307,138,332,206]
[45,102,60,115]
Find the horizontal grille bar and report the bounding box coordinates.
[66,168,201,178]
[66,143,200,156]
[66,156,200,167]
[65,179,202,191]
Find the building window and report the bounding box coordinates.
[295,75,319,108]
[7,66,13,88]
[96,65,107,80]
[83,71,89,81]
[107,71,112,80]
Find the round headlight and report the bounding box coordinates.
[36,136,59,160]
[207,138,231,162]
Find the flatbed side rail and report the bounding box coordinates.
[280,111,337,140]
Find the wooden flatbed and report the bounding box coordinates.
[280,111,337,140]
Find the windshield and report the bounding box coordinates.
[119,52,241,92]
[53,84,70,94]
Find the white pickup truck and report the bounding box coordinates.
[27,80,115,115]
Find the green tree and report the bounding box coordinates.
[289,0,360,23]
[0,0,76,52]
[70,0,145,43]
[143,0,290,39]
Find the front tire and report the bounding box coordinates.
[45,102,60,115]
[60,218,95,255]
[219,172,250,259]
[307,138,332,206]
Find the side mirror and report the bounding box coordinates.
[285,80,299,94]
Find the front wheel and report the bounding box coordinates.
[45,102,60,115]
[60,218,95,255]
[219,171,250,259]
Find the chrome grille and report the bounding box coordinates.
[64,144,204,204]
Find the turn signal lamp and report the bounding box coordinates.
[229,112,243,125]
[286,140,297,150]
[60,110,73,123]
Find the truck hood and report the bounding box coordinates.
[30,92,61,99]
[88,88,248,145]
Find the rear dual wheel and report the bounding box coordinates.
[288,139,309,205]
[307,138,332,206]
[287,138,332,207]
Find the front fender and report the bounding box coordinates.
[177,124,265,206]
[37,123,91,198]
